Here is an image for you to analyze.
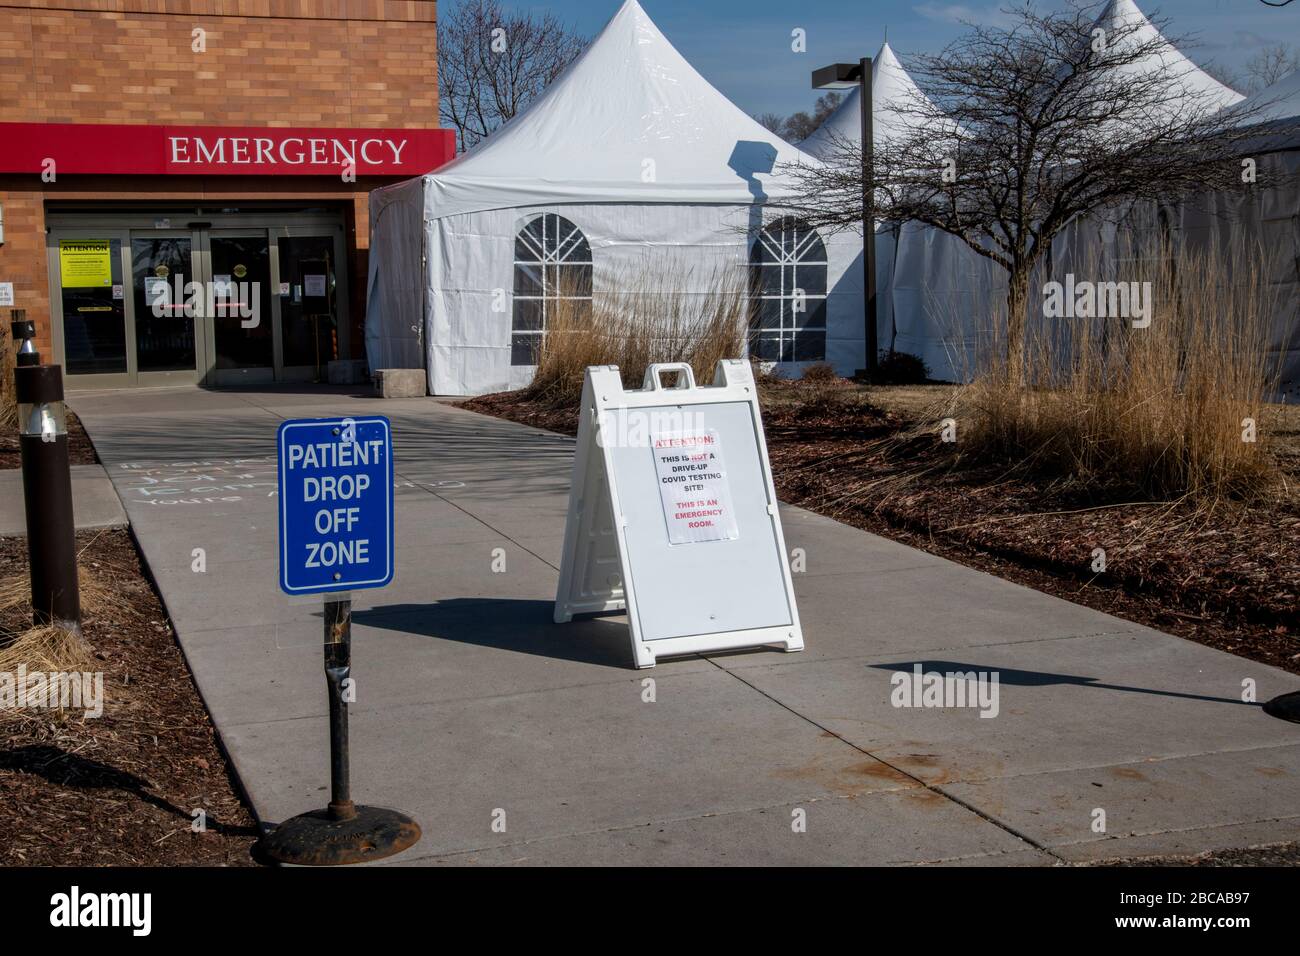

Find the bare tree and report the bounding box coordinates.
[1201,61,1242,95]
[437,0,587,152]
[783,92,843,143]
[752,94,844,143]
[1245,43,1299,92]
[782,1,1286,384]
[754,112,789,136]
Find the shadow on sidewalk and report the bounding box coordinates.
[354,598,633,668]
[869,660,1257,707]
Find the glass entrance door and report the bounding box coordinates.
[207,231,275,385]
[277,233,344,382]
[52,236,128,385]
[51,211,349,389]
[130,230,205,385]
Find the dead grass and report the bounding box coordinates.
[524,266,748,408]
[0,529,259,865]
[754,362,885,420]
[0,544,131,706]
[952,238,1285,502]
[0,625,91,680]
[0,562,121,626]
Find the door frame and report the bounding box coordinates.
[46,209,349,389]
[132,226,208,388]
[273,223,351,384]
[204,227,277,388]
[46,227,133,389]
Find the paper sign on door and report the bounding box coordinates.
[651,429,739,545]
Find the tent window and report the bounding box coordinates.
[512,214,593,365]
[749,217,828,363]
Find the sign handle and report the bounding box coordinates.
[642,362,696,391]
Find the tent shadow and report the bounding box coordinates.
[354,599,633,669]
[868,660,1256,707]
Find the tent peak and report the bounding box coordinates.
[418,0,814,216]
[1088,0,1243,112]
[798,41,938,159]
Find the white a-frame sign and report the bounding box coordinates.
[554,360,804,668]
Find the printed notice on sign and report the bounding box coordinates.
[59,240,112,288]
[651,428,739,545]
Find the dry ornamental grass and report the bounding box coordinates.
[523,265,748,407]
[950,237,1285,503]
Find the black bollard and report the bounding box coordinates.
[12,313,81,634]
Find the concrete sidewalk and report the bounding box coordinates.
[0,464,127,535]
[69,385,1300,866]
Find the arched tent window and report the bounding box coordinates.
[749,217,828,363]
[512,214,593,365]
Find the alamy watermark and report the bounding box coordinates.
[0,666,103,718]
[50,886,150,936]
[148,274,260,328]
[597,409,707,448]
[1042,273,1152,328]
[890,663,1000,718]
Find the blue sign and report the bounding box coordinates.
[277,416,394,595]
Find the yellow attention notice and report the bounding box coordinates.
[59,240,113,288]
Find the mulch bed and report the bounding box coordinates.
[0,529,259,866]
[0,410,99,470]
[1099,841,1300,867]
[464,388,1300,677]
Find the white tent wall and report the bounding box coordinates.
[883,222,1006,381]
[877,148,1300,391]
[421,197,865,396]
[1129,151,1299,396]
[365,176,426,372]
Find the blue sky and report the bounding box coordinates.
[456,0,1300,117]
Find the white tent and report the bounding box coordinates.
[1236,69,1300,150]
[1046,8,1299,395]
[1240,70,1300,127]
[1090,0,1244,118]
[798,43,1002,381]
[797,42,934,161]
[1190,70,1300,395]
[797,0,1267,383]
[366,0,864,395]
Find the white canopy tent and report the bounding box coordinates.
[796,0,1279,383]
[797,43,1002,381]
[798,42,934,161]
[1239,69,1300,127]
[366,0,864,395]
[1091,0,1243,117]
[1045,8,1298,394]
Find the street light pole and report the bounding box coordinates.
[859,57,877,382]
[812,58,877,381]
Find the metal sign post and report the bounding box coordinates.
[259,415,419,866]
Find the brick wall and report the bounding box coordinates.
[0,1,440,365]
[0,1,439,128]
[0,187,49,351]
